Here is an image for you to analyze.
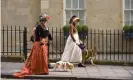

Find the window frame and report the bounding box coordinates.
[63,0,86,25]
[123,0,133,26]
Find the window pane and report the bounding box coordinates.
[131,11,133,25]
[124,10,130,25]
[79,11,84,19]
[125,0,130,9]
[66,10,71,20]
[79,0,84,9]
[72,11,78,17]
[79,20,84,25]
[66,0,71,9]
[73,0,78,9]
[131,0,133,9]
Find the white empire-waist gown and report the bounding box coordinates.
[61,33,82,63]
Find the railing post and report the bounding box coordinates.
[23,27,27,60]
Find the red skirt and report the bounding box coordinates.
[13,39,49,78]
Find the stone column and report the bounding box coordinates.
[28,0,41,38]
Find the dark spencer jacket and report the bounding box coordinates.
[30,24,53,42]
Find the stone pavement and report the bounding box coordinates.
[1,62,133,80]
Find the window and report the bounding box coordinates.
[64,0,85,25]
[124,0,133,25]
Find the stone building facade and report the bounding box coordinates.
[1,0,133,61]
[2,0,129,29]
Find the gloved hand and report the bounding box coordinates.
[40,42,44,46]
[76,43,79,45]
[48,33,53,40]
[47,42,50,46]
[30,36,34,42]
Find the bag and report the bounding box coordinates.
[78,43,85,50]
[30,36,34,42]
[48,33,53,40]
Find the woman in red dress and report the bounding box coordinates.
[13,13,50,78]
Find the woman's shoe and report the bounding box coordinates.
[78,63,86,67]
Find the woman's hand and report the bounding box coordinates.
[40,38,45,46]
[76,43,79,45]
[73,39,76,42]
[30,36,34,42]
[40,41,44,46]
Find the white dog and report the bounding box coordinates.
[50,61,74,71]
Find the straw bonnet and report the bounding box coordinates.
[72,17,80,22]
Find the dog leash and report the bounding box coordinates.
[48,42,62,53]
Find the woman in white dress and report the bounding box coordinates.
[61,15,85,67]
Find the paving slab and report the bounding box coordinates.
[1,62,8,69]
[112,66,129,73]
[124,66,133,70]
[86,66,99,73]
[88,72,102,76]
[72,67,87,74]
[72,73,88,77]
[116,72,132,77]
[129,71,133,76]
[100,71,117,77]
[99,68,114,72]
[2,62,23,70]
[1,62,133,80]
[50,72,72,76]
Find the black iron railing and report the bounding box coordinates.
[1,26,133,62]
[1,26,27,58]
[47,27,133,62]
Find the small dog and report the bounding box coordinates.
[50,61,74,71]
[82,47,98,66]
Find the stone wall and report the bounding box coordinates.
[86,0,123,29]
[41,0,123,29]
[2,0,123,29]
[41,0,63,27]
[1,0,28,27]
